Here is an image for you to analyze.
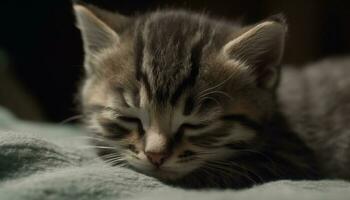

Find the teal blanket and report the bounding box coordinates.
[0,107,349,200]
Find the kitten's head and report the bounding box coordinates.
[74,4,287,182]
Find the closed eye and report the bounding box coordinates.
[174,123,209,143]
[181,123,208,130]
[118,116,145,135]
[98,119,130,139]
[118,116,141,124]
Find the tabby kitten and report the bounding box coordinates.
[74,4,320,188]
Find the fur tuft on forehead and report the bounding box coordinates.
[136,11,212,104]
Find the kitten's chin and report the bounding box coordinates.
[150,169,185,181]
[130,165,191,181]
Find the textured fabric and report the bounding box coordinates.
[0,107,349,200]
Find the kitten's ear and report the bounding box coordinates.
[223,16,287,89]
[73,4,120,54]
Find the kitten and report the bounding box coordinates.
[73,4,325,188]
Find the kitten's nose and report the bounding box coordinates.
[145,152,169,167]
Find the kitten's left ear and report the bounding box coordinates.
[223,15,287,89]
[73,4,120,55]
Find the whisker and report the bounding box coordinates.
[71,136,107,142]
[226,161,265,183]
[232,149,282,177]
[206,161,258,185]
[108,161,125,166]
[77,145,117,150]
[88,153,121,163]
[201,165,234,187]
[100,153,121,160]
[59,115,84,124]
[107,157,127,166]
[196,167,215,186]
[72,135,128,147]
[105,157,124,164]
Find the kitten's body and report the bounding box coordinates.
[279,58,350,179]
[74,4,350,189]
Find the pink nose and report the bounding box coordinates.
[145,152,169,167]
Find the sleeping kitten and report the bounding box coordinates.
[73,4,328,188]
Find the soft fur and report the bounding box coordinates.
[279,57,350,179]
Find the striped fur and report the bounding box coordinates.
[74,4,320,188]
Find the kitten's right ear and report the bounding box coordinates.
[73,5,120,55]
[222,16,287,89]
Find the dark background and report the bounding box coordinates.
[0,0,349,122]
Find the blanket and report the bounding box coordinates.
[0,106,349,200]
